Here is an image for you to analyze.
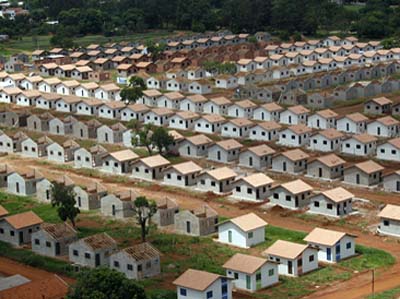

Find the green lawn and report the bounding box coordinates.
[2,30,175,53]
[366,286,400,299]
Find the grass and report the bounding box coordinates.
[366,286,400,299]
[340,245,395,271]
[2,30,174,53]
[0,241,76,277]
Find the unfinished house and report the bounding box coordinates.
[174,205,218,236]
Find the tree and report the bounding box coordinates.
[202,61,236,76]
[133,196,157,242]
[150,127,173,155]
[68,267,147,299]
[132,123,153,155]
[120,76,146,104]
[146,40,166,62]
[50,182,80,227]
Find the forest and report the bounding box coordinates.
[3,0,400,42]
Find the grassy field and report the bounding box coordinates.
[0,191,395,299]
[0,30,176,54]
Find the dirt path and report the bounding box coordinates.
[1,155,400,299]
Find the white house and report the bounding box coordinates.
[279,105,310,125]
[194,114,226,134]
[227,100,257,119]
[163,161,202,187]
[203,97,232,115]
[174,269,232,299]
[307,109,338,130]
[169,111,200,131]
[223,253,278,292]
[304,228,356,263]
[337,113,368,134]
[308,187,354,217]
[377,204,400,237]
[263,240,319,277]
[196,167,237,194]
[377,138,400,162]
[341,134,377,157]
[253,102,283,122]
[270,179,313,209]
[366,116,399,138]
[221,118,254,138]
[144,108,174,126]
[179,94,207,113]
[383,170,400,193]
[215,75,238,89]
[278,124,312,147]
[217,213,267,248]
[308,129,344,152]
[232,173,274,202]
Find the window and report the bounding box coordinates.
[10,231,14,236]
[236,186,241,192]
[180,288,187,296]
[309,255,314,262]
[127,264,133,271]
[273,193,279,199]
[206,291,213,299]
[73,250,79,256]
[234,272,239,279]
[46,241,51,248]
[327,203,333,210]
[34,238,40,245]
[383,220,389,226]
[346,242,352,249]
[84,252,91,259]
[268,268,274,276]
[114,261,120,268]
[248,232,254,239]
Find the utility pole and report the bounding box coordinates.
[371,269,375,298]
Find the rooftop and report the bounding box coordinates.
[263,240,311,259]
[223,253,268,274]
[304,227,354,246]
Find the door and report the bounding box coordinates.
[186,221,191,234]
[318,167,322,177]
[112,205,116,216]
[283,162,287,171]
[152,169,156,179]
[356,174,360,185]
[55,242,61,255]
[327,247,331,261]
[288,261,293,274]
[249,156,253,166]
[187,146,191,155]
[217,151,221,161]
[336,243,341,261]
[256,271,262,290]
[297,258,303,275]
[228,230,232,243]
[95,253,101,266]
[18,231,23,244]
[246,275,251,290]
[16,182,20,194]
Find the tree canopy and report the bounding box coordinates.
[50,181,80,227]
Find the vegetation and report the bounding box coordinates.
[120,76,147,104]
[50,181,80,227]
[132,196,157,242]
[366,286,400,299]
[150,127,174,156]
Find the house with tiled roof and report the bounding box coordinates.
[308,187,354,217]
[279,105,310,125]
[163,161,202,187]
[196,167,237,194]
[263,240,318,276]
[0,211,43,246]
[271,149,310,174]
[306,154,346,181]
[307,109,338,130]
[383,170,400,193]
[343,160,384,187]
[32,223,77,257]
[178,134,213,158]
[304,227,356,263]
[378,204,400,237]
[278,124,312,147]
[377,138,400,162]
[207,139,243,163]
[337,113,368,134]
[269,179,313,209]
[367,116,399,138]
[364,97,393,115]
[232,173,274,202]
[221,118,254,138]
[194,114,226,134]
[203,96,232,115]
[239,144,276,170]
[69,233,117,268]
[110,242,161,279]
[131,155,171,181]
[223,253,278,292]
[341,134,377,157]
[102,149,139,174]
[174,269,232,299]
[253,102,284,122]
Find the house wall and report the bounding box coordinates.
[174,211,217,236]
[47,143,65,163]
[7,173,37,195]
[21,138,39,158]
[233,181,271,201]
[278,130,310,147]
[249,127,279,142]
[307,162,343,180]
[74,148,94,169]
[74,186,103,211]
[100,195,134,219]
[309,135,341,152]
[69,241,117,268]
[307,236,355,263]
[178,141,208,158]
[337,119,366,134]
[309,194,352,217]
[383,174,400,193]
[163,169,198,187]
[270,186,311,209]
[221,123,250,138]
[36,179,52,203]
[102,156,129,174]
[177,279,232,299]
[341,139,376,156]
[208,146,239,163]
[0,221,40,246]
[194,119,222,134]
[239,152,271,170]
[31,229,77,257]
[218,222,265,248]
[197,174,235,194]
[272,156,306,174]
[0,134,14,153]
[377,143,400,162]
[268,248,318,277]
[132,161,165,181]
[379,218,400,237]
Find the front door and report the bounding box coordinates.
[217,151,221,161]
[336,243,341,261]
[186,221,191,234]
[283,162,287,171]
[228,230,232,243]
[256,271,262,290]
[55,242,61,255]
[95,253,101,266]
[288,261,293,274]
[187,146,191,155]
[327,248,331,261]
[249,156,253,166]
[246,275,251,290]
[356,174,360,185]
[152,169,156,179]
[319,168,322,177]
[18,231,23,244]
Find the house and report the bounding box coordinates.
[152,197,179,227]
[188,80,212,94]
[120,104,150,122]
[7,169,43,196]
[157,92,185,110]
[194,114,226,135]
[223,253,278,292]
[263,240,319,277]
[169,111,200,131]
[178,134,213,158]
[341,134,377,157]
[139,89,162,106]
[196,167,237,194]
[21,136,52,158]
[308,129,344,153]
[221,118,254,138]
[0,109,29,127]
[174,269,232,299]
[73,119,101,140]
[47,140,80,163]
[364,97,393,115]
[75,82,98,98]
[272,149,309,174]
[174,205,218,236]
[215,74,238,89]
[239,144,275,170]
[68,233,117,268]
[207,139,243,163]
[377,204,400,237]
[232,173,274,202]
[307,109,338,130]
[102,149,139,174]
[306,154,345,181]
[144,108,174,126]
[97,123,127,144]
[110,243,161,279]
[16,90,41,107]
[278,124,312,147]
[337,113,368,134]
[279,105,310,125]
[343,160,384,187]
[100,190,137,219]
[304,227,356,263]
[377,138,400,162]
[48,116,77,136]
[308,187,354,218]
[74,145,107,169]
[0,164,13,188]
[74,183,107,211]
[131,155,171,181]
[383,170,400,193]
[163,161,202,187]
[180,94,208,113]
[0,211,43,246]
[0,131,27,153]
[27,112,54,132]
[367,116,399,138]
[98,101,125,120]
[227,100,257,119]
[253,102,284,122]
[95,83,120,101]
[203,96,232,115]
[35,93,61,110]
[31,223,78,257]
[269,179,313,209]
